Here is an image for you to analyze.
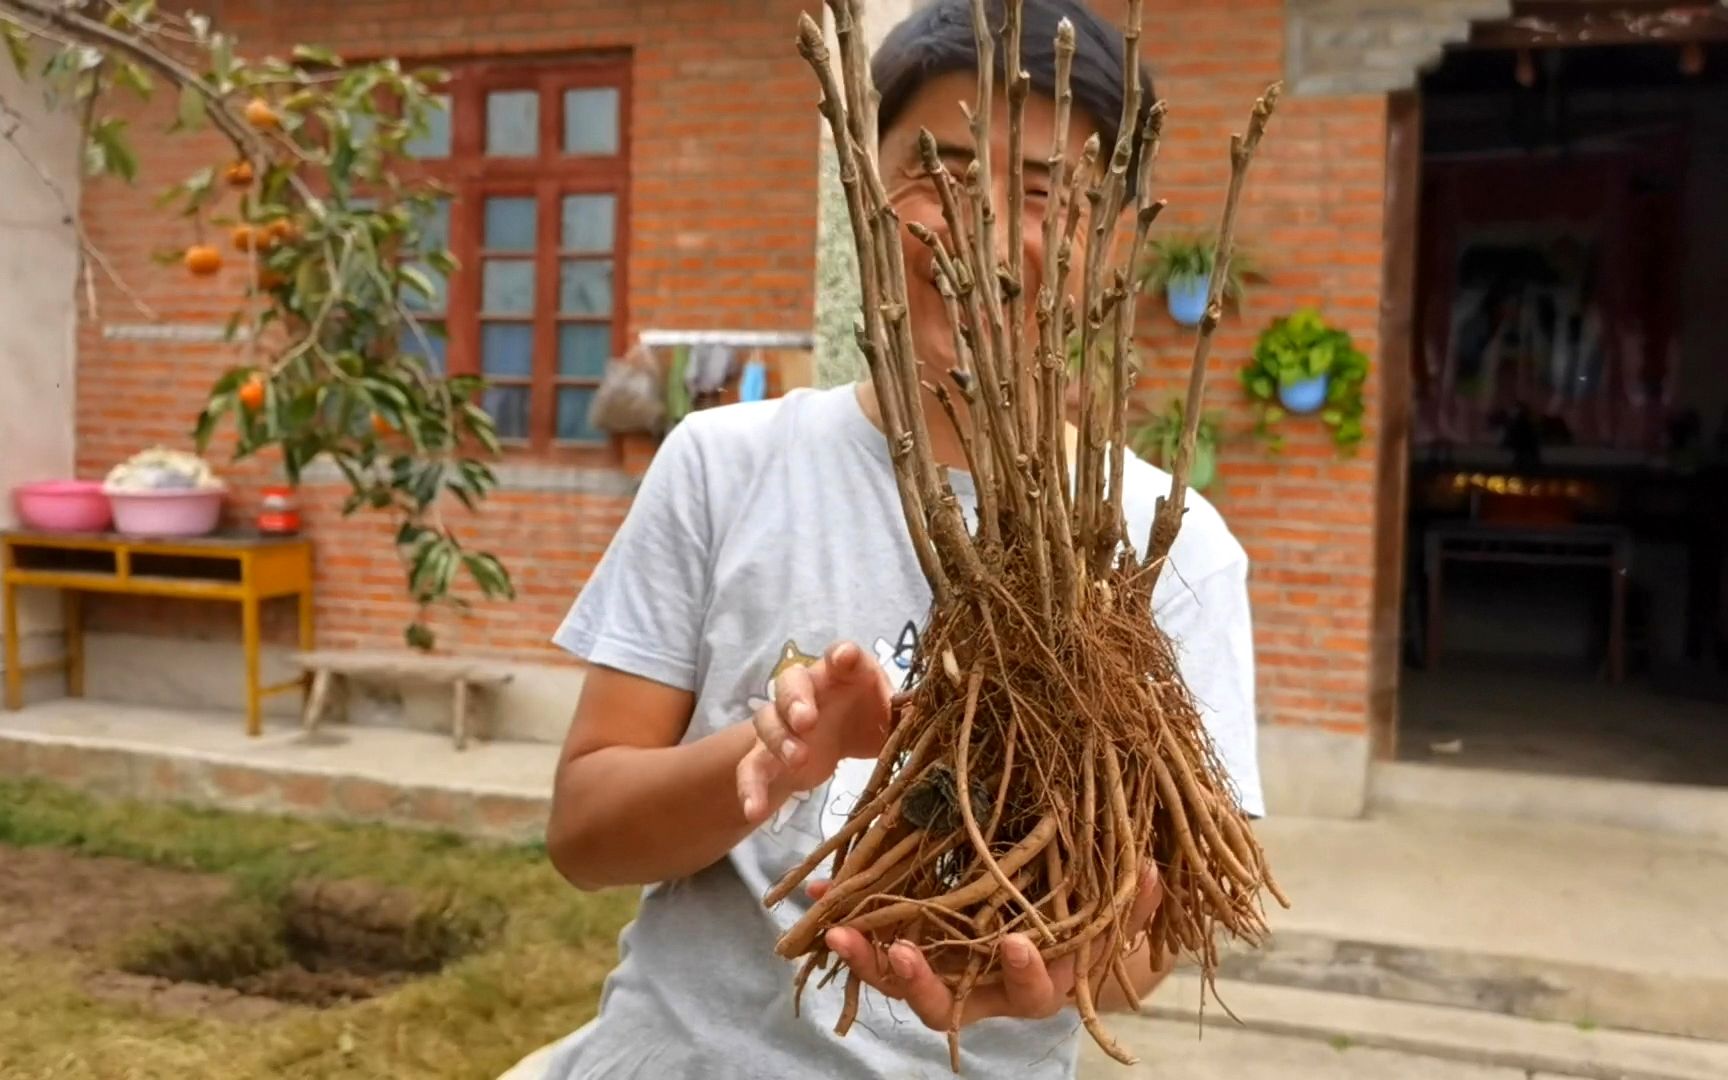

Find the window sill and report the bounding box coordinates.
[494,432,659,478]
[482,432,660,491]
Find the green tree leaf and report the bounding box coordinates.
[174,83,206,132]
[192,403,226,451]
[462,552,514,600]
[88,118,137,181]
[292,44,340,67]
[397,264,437,304]
[1,20,29,76]
[113,60,153,98]
[208,34,233,88]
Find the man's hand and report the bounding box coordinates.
[735,641,895,825]
[815,866,1162,1028]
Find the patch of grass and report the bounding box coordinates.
[1574,1017,1598,1032]
[1327,1034,1354,1052]
[0,779,636,1079]
[116,898,289,984]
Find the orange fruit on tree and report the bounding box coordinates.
[266,218,300,245]
[238,374,266,410]
[256,267,288,290]
[184,245,223,276]
[371,413,396,438]
[230,224,263,252]
[244,97,279,130]
[223,160,254,187]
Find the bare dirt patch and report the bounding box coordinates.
[0,844,487,1020]
[0,844,231,957]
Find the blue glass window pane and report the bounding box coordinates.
[558,324,610,378]
[483,197,536,252]
[484,385,530,440]
[481,323,533,377]
[482,261,535,314]
[561,194,615,252]
[563,88,619,155]
[559,259,612,316]
[556,386,602,442]
[486,90,538,157]
[406,94,452,158]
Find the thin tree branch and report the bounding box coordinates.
[6,0,325,213]
[0,91,157,318]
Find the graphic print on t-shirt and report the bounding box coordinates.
[750,622,922,845]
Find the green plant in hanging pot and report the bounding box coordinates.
[1139,232,1255,327]
[1131,397,1223,492]
[1242,308,1369,454]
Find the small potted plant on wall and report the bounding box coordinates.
[1130,397,1222,492]
[1241,308,1369,454]
[1139,232,1254,327]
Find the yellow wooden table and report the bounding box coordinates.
[2,530,314,735]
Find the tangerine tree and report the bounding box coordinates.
[1,0,510,649]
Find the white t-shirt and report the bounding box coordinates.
[544,383,1262,1079]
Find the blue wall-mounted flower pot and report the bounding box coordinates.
[1278,373,1331,414]
[1165,274,1210,326]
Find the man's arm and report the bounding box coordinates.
[548,641,891,891]
[547,666,785,891]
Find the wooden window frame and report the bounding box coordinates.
[403,52,632,460]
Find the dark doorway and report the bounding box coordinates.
[1392,13,1728,785]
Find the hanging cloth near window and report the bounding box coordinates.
[665,344,693,426]
[687,344,738,402]
[738,350,768,403]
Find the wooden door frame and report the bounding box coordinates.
[1368,88,1422,763]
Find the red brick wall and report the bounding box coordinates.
[73,0,822,657]
[75,0,1391,736]
[1122,0,1387,736]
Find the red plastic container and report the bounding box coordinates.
[257,486,302,535]
[12,481,113,533]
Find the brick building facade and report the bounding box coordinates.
[57,0,1528,813]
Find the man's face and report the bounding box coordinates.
[878,71,1104,378]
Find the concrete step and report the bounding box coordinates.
[1079,974,1728,1080]
[1235,809,1728,1041]
[0,700,555,842]
[1371,761,1728,844]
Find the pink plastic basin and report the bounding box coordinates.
[12,481,113,533]
[105,487,225,538]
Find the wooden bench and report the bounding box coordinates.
[293,650,513,750]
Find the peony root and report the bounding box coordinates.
[777,0,1287,1069]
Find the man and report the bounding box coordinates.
[531,2,1262,1076]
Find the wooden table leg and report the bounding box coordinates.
[452,678,470,751]
[297,588,315,707]
[63,590,84,699]
[3,578,20,711]
[242,594,262,736]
